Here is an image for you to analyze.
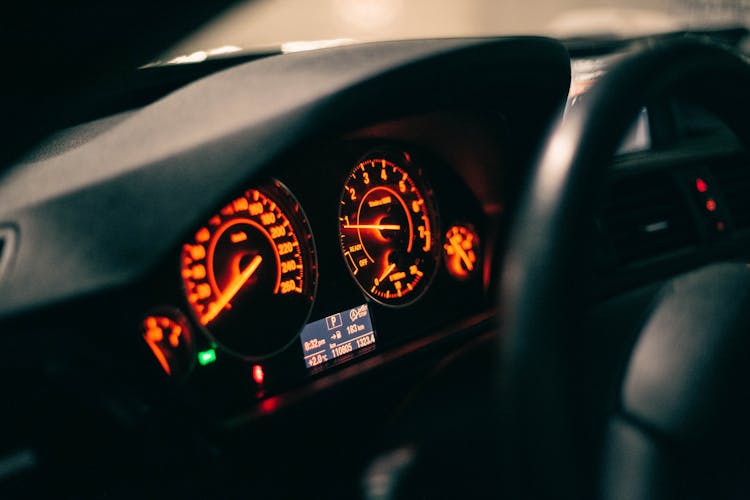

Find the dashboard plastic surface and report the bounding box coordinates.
[0,37,570,319]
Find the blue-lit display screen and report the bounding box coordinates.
[300,304,377,370]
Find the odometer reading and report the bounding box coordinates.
[181,181,317,358]
[339,155,439,306]
[299,304,377,370]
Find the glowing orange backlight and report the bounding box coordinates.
[200,254,263,326]
[443,225,480,281]
[143,316,176,375]
[233,197,249,212]
[338,157,436,305]
[141,313,194,378]
[196,227,210,243]
[230,231,248,243]
[181,187,311,335]
[169,325,182,347]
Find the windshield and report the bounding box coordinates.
[163,0,749,58]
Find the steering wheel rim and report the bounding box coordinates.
[499,37,750,499]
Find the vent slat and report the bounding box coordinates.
[601,174,697,265]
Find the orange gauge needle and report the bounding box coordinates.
[144,327,171,376]
[449,235,474,272]
[342,224,401,231]
[201,254,263,325]
[376,263,396,285]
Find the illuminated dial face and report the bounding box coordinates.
[140,310,194,379]
[181,180,317,358]
[339,155,439,306]
[443,225,480,281]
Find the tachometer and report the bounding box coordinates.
[339,153,439,306]
[181,180,317,358]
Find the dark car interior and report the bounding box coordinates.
[1,2,749,498]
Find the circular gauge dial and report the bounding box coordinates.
[181,181,317,358]
[339,155,439,306]
[443,225,480,280]
[140,310,194,379]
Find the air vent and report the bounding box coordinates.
[711,163,750,230]
[601,174,698,265]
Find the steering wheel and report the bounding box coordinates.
[500,38,750,499]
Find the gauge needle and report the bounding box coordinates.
[449,235,474,272]
[376,263,396,285]
[201,254,263,325]
[144,328,171,376]
[342,224,401,231]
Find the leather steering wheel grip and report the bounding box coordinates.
[498,38,750,500]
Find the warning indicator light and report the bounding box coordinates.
[252,364,265,385]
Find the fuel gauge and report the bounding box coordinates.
[443,225,480,281]
[140,310,195,379]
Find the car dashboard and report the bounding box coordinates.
[136,110,501,417]
[0,31,748,497]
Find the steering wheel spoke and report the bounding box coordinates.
[499,38,750,499]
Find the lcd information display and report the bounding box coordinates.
[300,304,377,369]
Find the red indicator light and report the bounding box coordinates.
[259,397,279,414]
[252,364,265,385]
[717,221,725,232]
[706,198,717,212]
[695,178,708,193]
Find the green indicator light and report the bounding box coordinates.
[197,349,217,366]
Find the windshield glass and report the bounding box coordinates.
[164,0,749,58]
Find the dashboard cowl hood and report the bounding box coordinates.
[0,37,570,319]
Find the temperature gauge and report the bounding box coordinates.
[443,225,480,281]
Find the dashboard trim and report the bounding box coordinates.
[223,309,496,427]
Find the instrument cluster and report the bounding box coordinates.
[138,137,493,412]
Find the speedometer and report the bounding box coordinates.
[339,153,439,306]
[181,180,317,358]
